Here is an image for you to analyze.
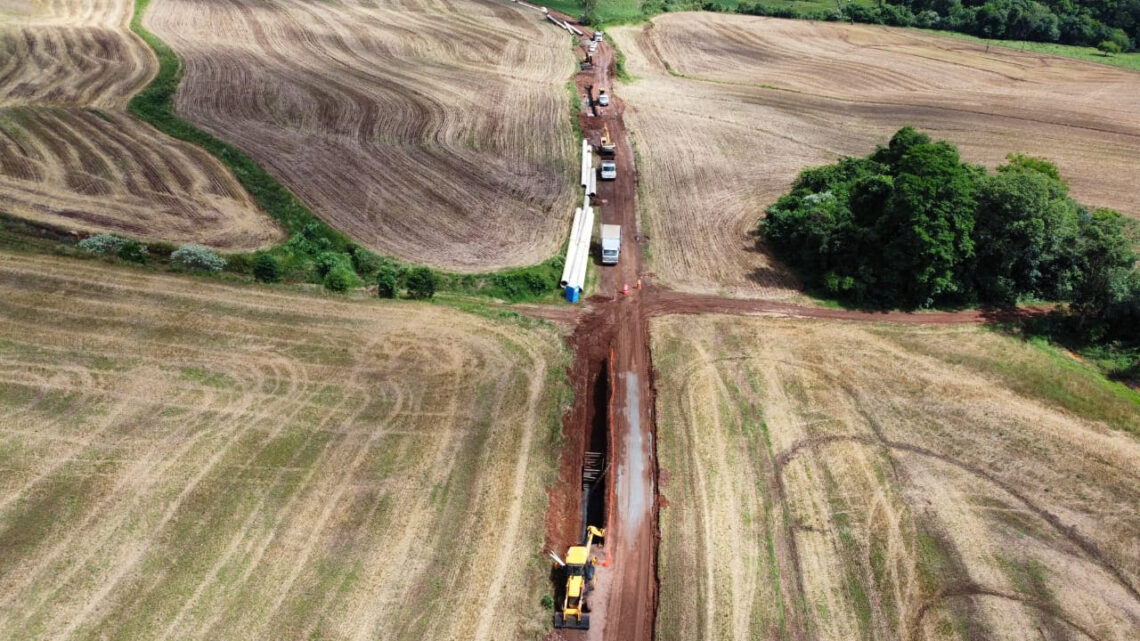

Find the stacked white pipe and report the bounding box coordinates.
[568,205,594,293]
[559,207,584,287]
[562,139,596,300]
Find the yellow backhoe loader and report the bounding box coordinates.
[552,525,605,630]
[599,125,616,157]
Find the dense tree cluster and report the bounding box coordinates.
[761,127,1138,341]
[728,0,1137,51]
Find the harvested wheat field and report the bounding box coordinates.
[0,251,565,641]
[0,0,281,249]
[612,14,1140,298]
[145,0,578,272]
[651,314,1140,641]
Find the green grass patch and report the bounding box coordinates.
[891,328,1140,435]
[919,29,1140,72]
[545,0,647,24]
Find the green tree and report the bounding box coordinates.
[1070,209,1137,328]
[253,253,283,283]
[405,267,438,300]
[324,265,357,293]
[117,239,149,264]
[877,135,980,307]
[973,156,1080,304]
[376,265,398,299]
[171,244,226,273]
[314,251,348,278]
[1097,39,1123,55]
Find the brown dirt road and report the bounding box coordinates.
[541,26,659,641]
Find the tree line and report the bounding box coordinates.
[725,0,1136,52]
[761,127,1139,346]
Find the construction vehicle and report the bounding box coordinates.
[601,224,621,265]
[599,125,616,156]
[581,52,594,71]
[552,526,605,630]
[600,159,617,180]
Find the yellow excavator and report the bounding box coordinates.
[552,525,605,630]
[599,125,616,157]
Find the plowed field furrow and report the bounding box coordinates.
[0,250,564,641]
[0,0,280,249]
[145,0,577,271]
[612,14,1140,298]
[0,26,152,108]
[0,106,281,247]
[651,315,1140,641]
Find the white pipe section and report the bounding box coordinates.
[569,206,594,290]
[569,204,592,285]
[580,138,591,188]
[587,167,597,197]
[560,207,583,287]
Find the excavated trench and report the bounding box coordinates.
[582,357,610,540]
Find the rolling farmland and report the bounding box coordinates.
[651,314,1140,640]
[612,14,1140,297]
[145,0,578,272]
[0,0,280,249]
[0,251,565,641]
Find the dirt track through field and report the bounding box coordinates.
[611,14,1140,298]
[0,250,564,641]
[146,0,577,272]
[0,0,281,249]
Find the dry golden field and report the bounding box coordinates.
[651,314,1140,641]
[0,251,565,641]
[0,0,281,249]
[612,14,1140,298]
[146,0,578,272]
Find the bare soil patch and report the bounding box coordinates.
[146,0,578,271]
[612,14,1140,298]
[0,250,565,641]
[650,314,1140,640]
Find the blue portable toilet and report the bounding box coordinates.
[565,286,580,303]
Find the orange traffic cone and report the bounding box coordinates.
[622,283,630,295]
[636,278,642,290]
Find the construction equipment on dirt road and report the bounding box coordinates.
[599,125,616,156]
[581,52,594,71]
[553,526,606,630]
[602,224,621,265]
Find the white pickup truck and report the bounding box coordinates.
[601,224,621,265]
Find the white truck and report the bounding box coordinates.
[601,224,621,265]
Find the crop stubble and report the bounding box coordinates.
[0,0,280,249]
[0,250,564,641]
[146,0,578,272]
[612,14,1140,298]
[651,314,1140,641]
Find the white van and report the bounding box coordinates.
[600,160,617,180]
